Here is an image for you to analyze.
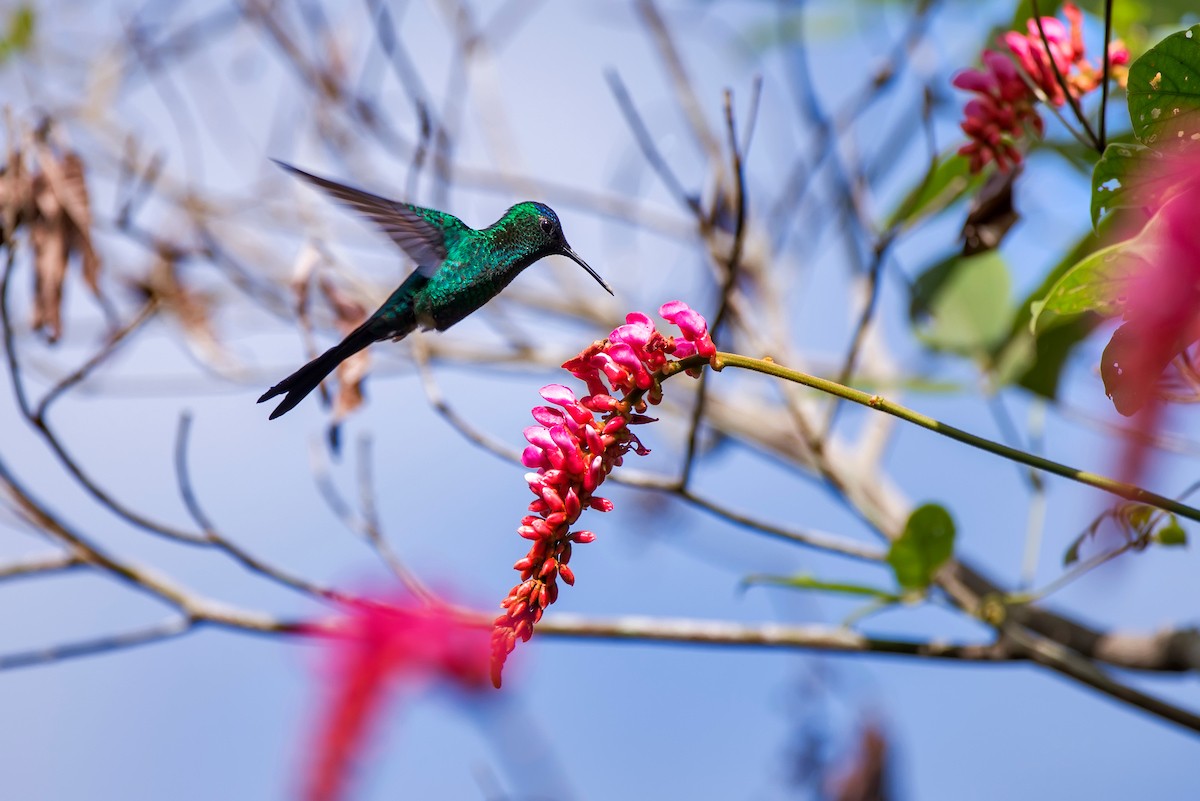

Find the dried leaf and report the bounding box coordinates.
[332,349,369,421]
[961,167,1019,256]
[137,256,234,373]
[59,152,101,293]
[34,143,93,237]
[22,142,103,342]
[318,275,369,330]
[0,141,33,245]
[289,241,324,319]
[29,171,68,341]
[319,275,370,426]
[829,723,890,801]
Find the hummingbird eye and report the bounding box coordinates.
[539,217,554,235]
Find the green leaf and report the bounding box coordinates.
[993,315,1099,398]
[1090,143,1164,228]
[1155,522,1188,546]
[1063,535,1084,566]
[1029,241,1138,334]
[1121,504,1156,535]
[990,226,1109,398]
[1127,24,1200,148]
[0,6,33,64]
[911,251,1013,355]
[742,573,901,601]
[1027,198,1186,335]
[887,504,956,592]
[885,152,982,231]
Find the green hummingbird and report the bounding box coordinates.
[259,161,613,419]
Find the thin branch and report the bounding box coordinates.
[1099,0,1113,149]
[307,433,437,602]
[605,69,700,216]
[680,86,752,488]
[362,0,441,198]
[0,551,84,581]
[823,88,938,441]
[412,335,526,463]
[675,353,1200,524]
[0,245,207,546]
[173,413,370,606]
[35,300,158,418]
[678,488,886,563]
[536,613,1008,660]
[634,0,723,163]
[1007,625,1200,734]
[0,618,195,671]
[355,436,429,593]
[0,441,322,645]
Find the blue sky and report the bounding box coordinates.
[1,1,1198,799]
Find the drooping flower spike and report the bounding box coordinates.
[490,301,718,687]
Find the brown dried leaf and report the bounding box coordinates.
[961,167,1019,256]
[332,349,369,420]
[34,144,92,234]
[318,275,369,331]
[23,144,103,342]
[318,275,370,424]
[0,142,33,245]
[59,151,101,293]
[829,722,890,801]
[137,256,233,372]
[30,171,68,341]
[289,242,322,314]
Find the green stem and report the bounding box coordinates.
[666,352,1200,524]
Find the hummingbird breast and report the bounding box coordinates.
[419,250,538,331]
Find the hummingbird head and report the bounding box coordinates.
[517,202,614,295]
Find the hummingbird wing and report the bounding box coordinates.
[273,160,464,276]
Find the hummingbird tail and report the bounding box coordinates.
[258,324,380,420]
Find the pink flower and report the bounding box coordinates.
[303,596,489,801]
[490,301,718,687]
[952,3,1129,173]
[1101,159,1200,483]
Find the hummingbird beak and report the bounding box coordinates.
[561,245,614,295]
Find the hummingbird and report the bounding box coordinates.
[259,161,613,419]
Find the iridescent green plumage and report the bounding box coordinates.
[258,162,612,419]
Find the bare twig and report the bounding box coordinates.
[1099,0,1114,149]
[634,0,722,163]
[679,85,753,488]
[0,243,208,545]
[0,551,84,581]
[537,613,1007,661]
[173,413,369,606]
[606,69,701,217]
[0,618,195,671]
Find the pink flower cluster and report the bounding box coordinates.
[490,301,717,687]
[952,3,1129,172]
[305,597,489,801]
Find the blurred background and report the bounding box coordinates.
[0,1,1198,798]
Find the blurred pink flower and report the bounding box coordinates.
[491,302,718,687]
[952,3,1129,173]
[304,596,489,801]
[1101,160,1200,483]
